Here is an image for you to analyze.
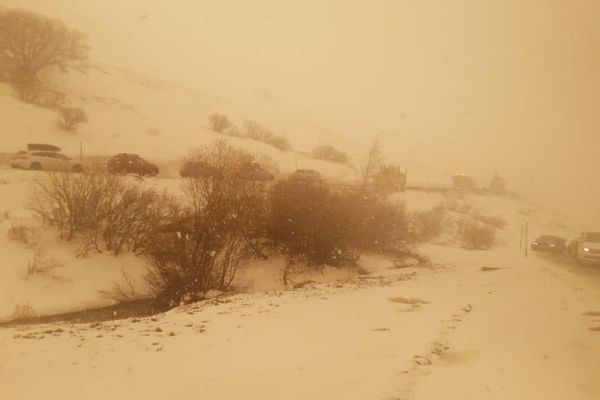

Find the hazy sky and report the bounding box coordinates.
[2,0,599,224]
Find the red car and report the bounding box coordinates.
[107,153,159,176]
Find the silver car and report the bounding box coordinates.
[11,144,83,172]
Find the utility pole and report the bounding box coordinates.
[524,222,529,258]
[520,223,524,249]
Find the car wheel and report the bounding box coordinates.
[72,164,83,173]
[30,162,42,170]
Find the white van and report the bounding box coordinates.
[577,232,600,265]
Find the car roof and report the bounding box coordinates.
[27,143,61,152]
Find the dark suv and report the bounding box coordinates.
[107,153,159,176]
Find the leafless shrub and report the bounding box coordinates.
[269,180,407,281]
[312,144,348,164]
[58,107,87,131]
[29,172,123,240]
[243,120,290,150]
[457,219,495,250]
[99,269,145,303]
[7,225,63,277]
[408,206,446,242]
[144,141,271,306]
[29,172,177,256]
[7,223,37,244]
[208,113,232,133]
[12,304,37,320]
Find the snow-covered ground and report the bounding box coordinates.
[2,164,600,399]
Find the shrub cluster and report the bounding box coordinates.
[207,113,290,151]
[407,206,446,242]
[267,179,407,276]
[457,218,496,249]
[29,172,177,256]
[312,144,348,164]
[145,141,270,305]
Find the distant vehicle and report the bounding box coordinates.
[575,231,600,265]
[452,173,476,189]
[10,144,83,172]
[179,161,219,178]
[372,165,407,192]
[107,153,158,176]
[180,161,274,181]
[531,235,566,252]
[290,169,322,182]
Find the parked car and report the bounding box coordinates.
[107,153,159,176]
[575,231,600,265]
[531,235,566,252]
[290,169,322,182]
[10,144,83,172]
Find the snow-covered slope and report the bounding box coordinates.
[0,65,354,180]
[2,172,599,399]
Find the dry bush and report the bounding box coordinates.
[208,113,232,133]
[7,224,62,277]
[7,223,37,244]
[408,206,446,242]
[268,180,407,281]
[28,172,177,256]
[312,144,348,164]
[58,107,87,131]
[243,120,290,151]
[144,141,271,306]
[29,172,124,240]
[12,304,37,320]
[457,218,496,249]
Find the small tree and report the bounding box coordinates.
[208,113,231,133]
[360,135,384,185]
[312,144,348,164]
[58,107,87,130]
[0,9,88,87]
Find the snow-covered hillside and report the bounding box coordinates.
[0,65,354,180]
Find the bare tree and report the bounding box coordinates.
[0,9,88,87]
[360,135,384,185]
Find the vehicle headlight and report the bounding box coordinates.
[583,247,590,252]
[532,242,538,245]
[549,243,556,247]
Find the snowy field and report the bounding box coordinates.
[2,165,600,400]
